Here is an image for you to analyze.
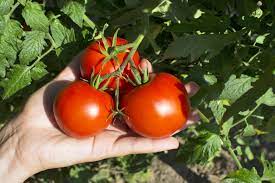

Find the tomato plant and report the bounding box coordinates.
[1,0,275,182]
[54,81,114,138]
[80,37,140,91]
[121,73,190,138]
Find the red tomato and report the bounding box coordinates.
[121,73,190,139]
[54,81,114,138]
[80,37,141,91]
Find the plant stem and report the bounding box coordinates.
[100,34,144,81]
[7,2,20,20]
[247,51,262,64]
[197,109,210,123]
[83,14,96,29]
[227,146,243,169]
[30,46,54,68]
[47,33,57,48]
[231,104,260,128]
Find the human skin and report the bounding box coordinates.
[0,53,199,183]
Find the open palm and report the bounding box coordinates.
[14,53,199,174]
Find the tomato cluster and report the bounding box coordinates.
[54,37,190,139]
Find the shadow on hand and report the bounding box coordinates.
[43,80,72,129]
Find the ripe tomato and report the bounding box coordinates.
[121,73,190,139]
[54,81,114,138]
[80,37,140,91]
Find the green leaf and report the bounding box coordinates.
[22,1,49,32]
[220,75,257,104]
[256,88,275,106]
[0,56,9,77]
[261,160,275,182]
[243,124,256,136]
[31,61,47,80]
[19,31,47,65]
[0,0,14,15]
[221,118,234,136]
[0,20,22,77]
[255,33,269,45]
[168,13,230,33]
[244,146,254,160]
[61,0,85,27]
[0,39,17,65]
[164,33,240,61]
[177,131,222,164]
[50,18,75,47]
[209,100,226,123]
[203,74,217,85]
[222,168,261,183]
[0,65,31,99]
[152,0,195,22]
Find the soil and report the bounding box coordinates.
[149,150,236,183]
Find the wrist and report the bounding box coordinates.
[0,117,36,182]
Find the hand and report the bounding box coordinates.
[0,53,199,182]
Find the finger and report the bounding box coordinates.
[54,51,83,82]
[185,81,200,97]
[111,136,179,156]
[140,59,153,73]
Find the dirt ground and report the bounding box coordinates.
[148,142,275,183]
[149,150,236,183]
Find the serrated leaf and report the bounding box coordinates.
[0,65,31,99]
[204,74,217,85]
[262,160,275,182]
[0,20,23,65]
[256,88,275,106]
[22,1,49,32]
[1,19,23,38]
[50,18,74,47]
[164,33,240,61]
[19,31,47,65]
[220,75,257,104]
[61,0,85,27]
[243,124,256,136]
[168,13,230,33]
[31,61,47,80]
[0,39,17,65]
[209,100,226,123]
[0,0,14,15]
[152,0,171,15]
[152,0,195,22]
[222,168,261,183]
[221,118,234,136]
[177,131,222,164]
[0,56,9,77]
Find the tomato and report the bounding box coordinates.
[121,73,190,139]
[54,81,114,138]
[80,37,141,91]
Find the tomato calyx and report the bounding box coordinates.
[126,64,150,87]
[87,33,145,91]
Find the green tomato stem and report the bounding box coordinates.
[227,145,243,169]
[100,34,144,81]
[7,2,20,20]
[83,14,96,29]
